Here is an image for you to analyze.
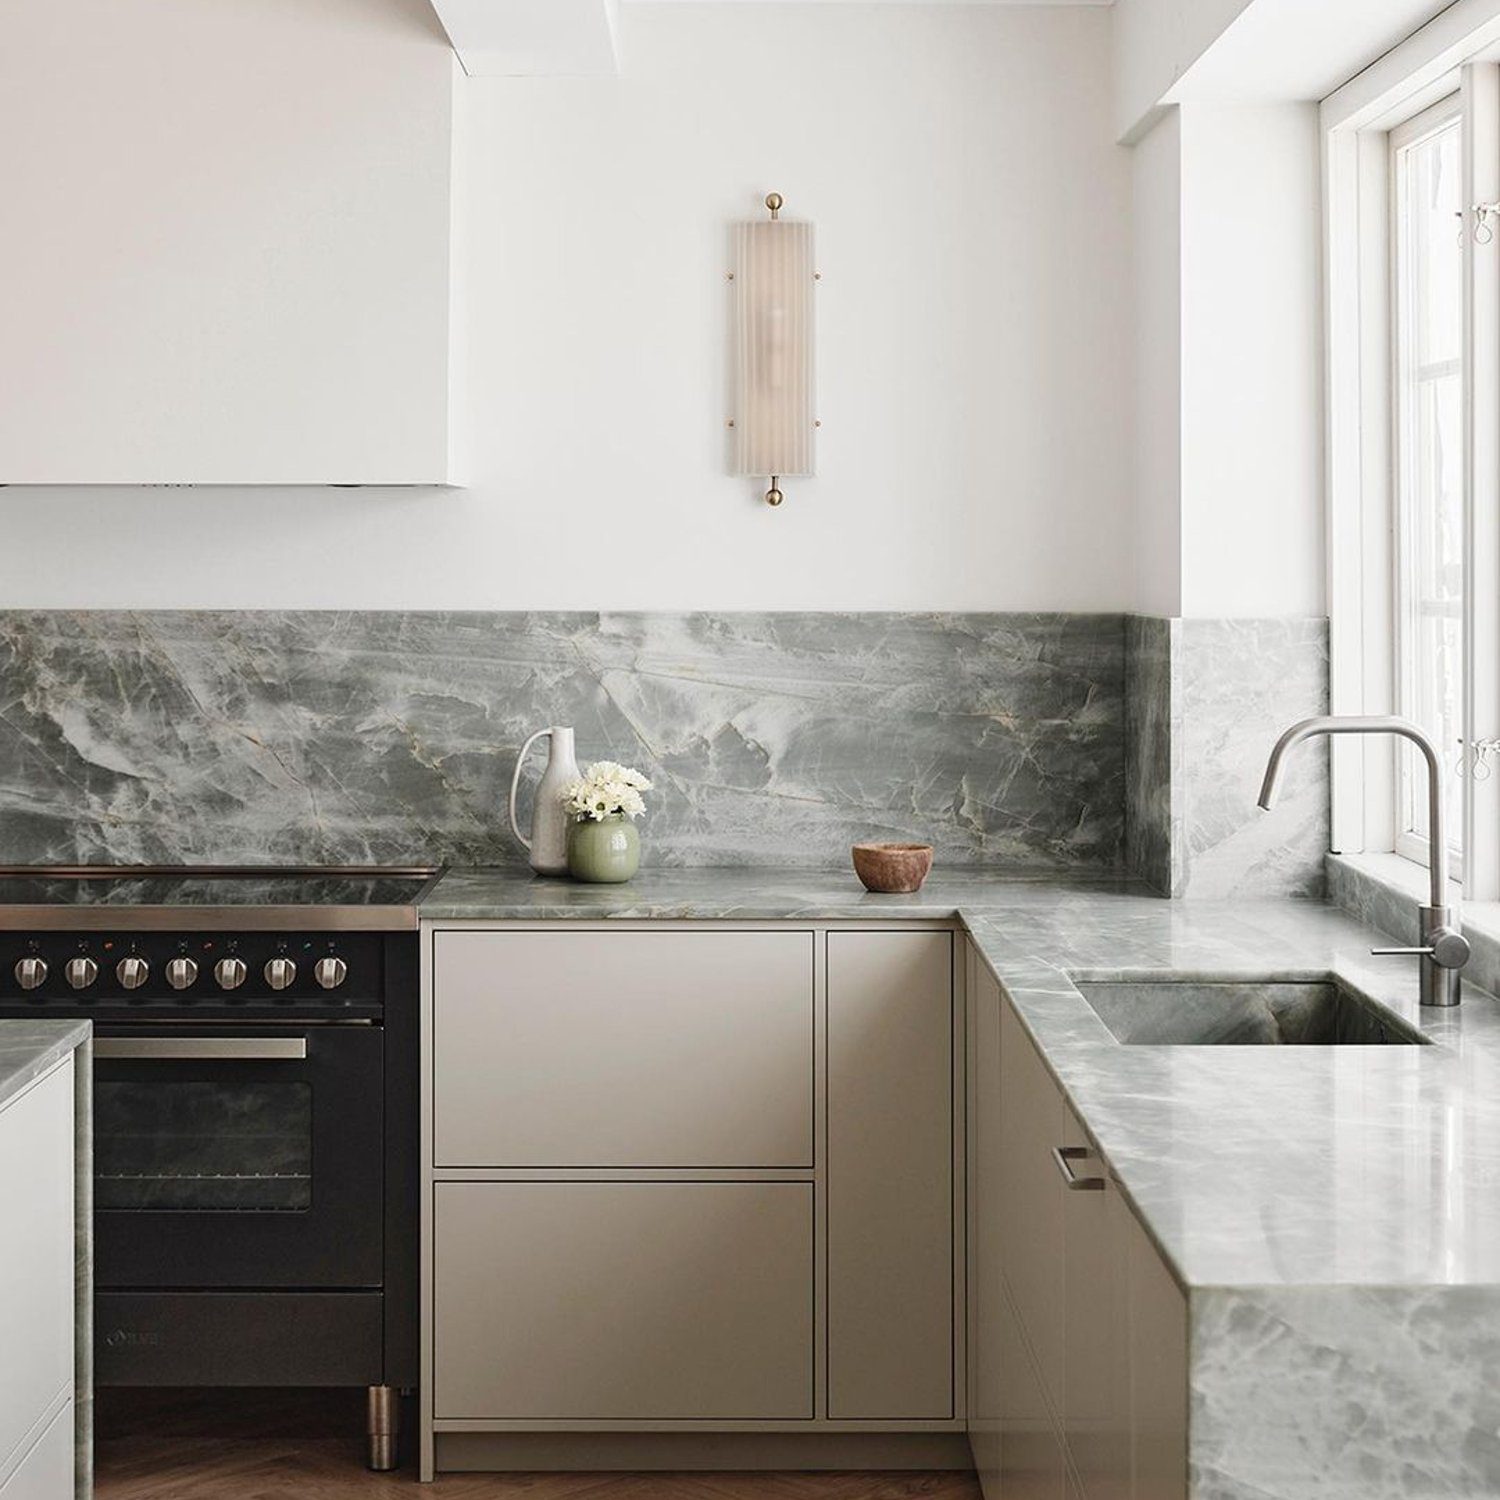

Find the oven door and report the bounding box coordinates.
[92,1022,383,1289]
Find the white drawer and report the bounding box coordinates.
[0,1060,73,1485]
[432,930,814,1167]
[0,1399,73,1500]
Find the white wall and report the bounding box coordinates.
[1129,102,1324,619]
[1179,102,1324,617]
[0,2,1133,613]
[1131,110,1182,616]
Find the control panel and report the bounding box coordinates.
[0,931,385,1015]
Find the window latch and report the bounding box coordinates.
[1455,737,1500,779]
[1457,202,1500,245]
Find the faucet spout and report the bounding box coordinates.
[1257,714,1466,1004]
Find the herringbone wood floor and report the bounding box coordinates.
[94,1390,982,1500]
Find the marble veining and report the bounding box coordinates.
[1125,617,1329,899]
[1123,615,1176,893]
[0,611,1125,870]
[422,865,1500,1494]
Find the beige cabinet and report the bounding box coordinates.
[998,997,1066,1406]
[827,931,954,1420]
[1062,1110,1130,1500]
[996,1277,1066,1500]
[966,946,1003,1495]
[424,921,962,1474]
[433,930,814,1167]
[1127,1209,1189,1500]
[0,1057,74,1500]
[974,952,1187,1500]
[434,1181,814,1421]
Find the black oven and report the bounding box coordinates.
[0,867,429,1470]
[93,1022,383,1289]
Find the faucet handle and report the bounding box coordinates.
[1371,929,1471,969]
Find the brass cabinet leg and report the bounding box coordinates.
[366,1384,398,1471]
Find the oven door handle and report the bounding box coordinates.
[93,1037,308,1061]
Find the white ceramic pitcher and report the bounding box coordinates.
[507,726,580,876]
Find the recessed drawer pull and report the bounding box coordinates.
[1051,1144,1105,1192]
[94,1037,308,1061]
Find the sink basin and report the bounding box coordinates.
[1073,979,1428,1047]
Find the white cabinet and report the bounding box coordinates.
[434,1181,814,1421]
[0,1402,73,1500]
[0,0,453,484]
[968,943,1187,1500]
[826,931,954,1420]
[0,1057,75,1500]
[423,921,962,1474]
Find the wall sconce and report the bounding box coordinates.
[729,192,817,508]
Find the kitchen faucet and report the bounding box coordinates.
[1258,715,1470,1007]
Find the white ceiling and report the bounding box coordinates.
[629,1,1112,5]
[1171,0,1458,103]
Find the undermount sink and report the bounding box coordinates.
[1073,978,1429,1047]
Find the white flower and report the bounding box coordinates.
[561,762,654,821]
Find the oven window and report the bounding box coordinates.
[95,1081,313,1212]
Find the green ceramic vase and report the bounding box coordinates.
[566,813,641,883]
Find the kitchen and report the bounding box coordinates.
[1,1,1497,1497]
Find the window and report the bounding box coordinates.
[1391,99,1464,875]
[1326,39,1500,902]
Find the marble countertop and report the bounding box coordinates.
[0,1019,90,1113]
[420,865,1500,1295]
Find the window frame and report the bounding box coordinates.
[1387,93,1465,882]
[1325,18,1500,904]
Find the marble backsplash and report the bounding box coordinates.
[0,611,1127,870]
[1125,617,1330,899]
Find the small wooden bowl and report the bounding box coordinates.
[851,842,934,894]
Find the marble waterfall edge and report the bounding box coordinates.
[0,611,1126,870]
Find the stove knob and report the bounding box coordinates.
[314,956,348,991]
[14,956,47,991]
[65,956,98,991]
[264,956,296,992]
[166,956,199,991]
[214,956,247,991]
[116,955,149,990]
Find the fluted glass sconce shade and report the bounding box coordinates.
[730,193,816,507]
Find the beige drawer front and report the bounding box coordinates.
[433,930,814,1168]
[433,1181,814,1421]
[826,931,953,1420]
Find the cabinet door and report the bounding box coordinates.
[434,931,814,1168]
[999,1000,1066,1411]
[0,1059,73,1482]
[997,1275,1066,1500]
[1128,1207,1189,1500]
[826,931,954,1420]
[967,946,1004,1499]
[1061,1110,1129,1500]
[0,1400,72,1500]
[433,1181,813,1421]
